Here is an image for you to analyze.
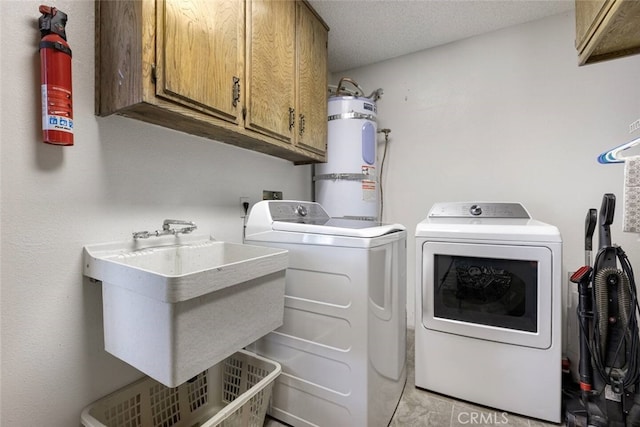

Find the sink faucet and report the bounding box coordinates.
[133,219,197,239]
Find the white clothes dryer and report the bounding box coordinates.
[245,200,407,427]
[415,202,562,423]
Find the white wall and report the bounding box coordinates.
[338,11,640,329]
[0,1,311,425]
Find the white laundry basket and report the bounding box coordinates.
[81,350,281,427]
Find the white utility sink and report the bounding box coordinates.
[83,234,288,387]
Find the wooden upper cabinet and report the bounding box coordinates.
[95,0,327,164]
[575,0,640,65]
[295,1,329,155]
[95,0,148,116]
[156,0,244,123]
[246,0,296,143]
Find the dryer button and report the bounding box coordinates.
[469,205,482,216]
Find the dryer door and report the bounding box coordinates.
[421,241,552,349]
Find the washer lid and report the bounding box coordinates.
[272,217,405,238]
[246,200,405,238]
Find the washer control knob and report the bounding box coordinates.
[295,204,308,217]
[469,205,482,216]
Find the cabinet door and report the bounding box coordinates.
[156,0,243,123]
[246,0,296,143]
[296,2,328,155]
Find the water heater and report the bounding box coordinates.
[315,87,379,220]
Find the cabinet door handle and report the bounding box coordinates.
[151,63,157,84]
[289,107,295,131]
[299,114,305,137]
[232,77,240,107]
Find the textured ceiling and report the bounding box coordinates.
[307,0,576,73]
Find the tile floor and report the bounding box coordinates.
[264,329,563,427]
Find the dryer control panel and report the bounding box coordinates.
[428,202,530,219]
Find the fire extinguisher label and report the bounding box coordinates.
[41,84,73,133]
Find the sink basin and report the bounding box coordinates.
[83,234,288,387]
[84,234,288,303]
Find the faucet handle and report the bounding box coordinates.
[162,219,197,234]
[132,230,151,239]
[133,220,197,239]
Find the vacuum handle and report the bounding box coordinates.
[585,209,597,251]
[585,209,597,266]
[599,193,616,249]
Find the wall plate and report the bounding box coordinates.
[263,190,283,200]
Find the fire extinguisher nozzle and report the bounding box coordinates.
[38,5,68,40]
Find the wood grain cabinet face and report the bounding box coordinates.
[95,0,328,164]
[156,0,244,123]
[246,0,329,157]
[246,0,296,143]
[575,0,640,65]
[295,1,328,156]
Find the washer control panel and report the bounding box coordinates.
[428,202,530,219]
[268,201,330,223]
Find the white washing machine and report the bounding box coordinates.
[415,202,562,423]
[245,200,407,427]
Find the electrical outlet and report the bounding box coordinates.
[263,190,283,200]
[630,118,640,134]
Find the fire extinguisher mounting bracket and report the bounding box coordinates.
[38,5,68,40]
[39,40,72,56]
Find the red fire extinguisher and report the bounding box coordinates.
[38,5,73,146]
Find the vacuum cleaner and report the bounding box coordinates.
[567,193,640,426]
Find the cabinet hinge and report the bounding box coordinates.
[151,63,157,84]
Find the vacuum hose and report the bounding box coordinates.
[594,267,613,360]
[617,270,632,341]
[594,268,631,366]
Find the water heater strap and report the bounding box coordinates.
[314,173,374,182]
[328,112,377,122]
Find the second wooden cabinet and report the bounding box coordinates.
[246,0,328,155]
[246,0,296,142]
[96,0,328,163]
[296,1,329,156]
